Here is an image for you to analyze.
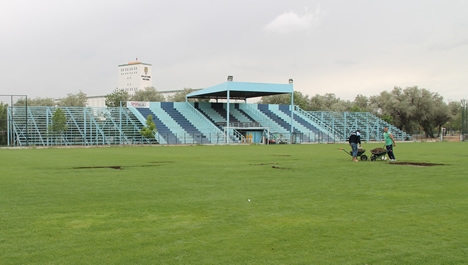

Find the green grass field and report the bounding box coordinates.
[1,142,467,264]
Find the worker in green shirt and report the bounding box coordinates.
[383,127,396,161]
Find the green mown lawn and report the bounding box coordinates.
[1,142,467,264]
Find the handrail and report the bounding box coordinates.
[232,128,245,143]
[184,102,222,132]
[216,121,262,128]
[294,106,342,140]
[100,108,131,144]
[307,111,410,141]
[240,104,277,130]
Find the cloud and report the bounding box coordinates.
[264,6,322,34]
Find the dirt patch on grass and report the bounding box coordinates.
[74,166,122,170]
[250,163,278,166]
[389,162,445,167]
[249,163,290,169]
[272,165,291,170]
[73,163,167,170]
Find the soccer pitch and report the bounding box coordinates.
[1,142,467,264]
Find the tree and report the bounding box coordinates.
[14,97,56,106]
[309,93,351,111]
[168,88,208,102]
[389,87,415,132]
[259,91,308,110]
[105,88,130,107]
[368,86,452,137]
[259,94,290,105]
[59,91,87,107]
[351,94,370,112]
[292,91,309,110]
[0,103,8,145]
[430,93,451,137]
[308,94,326,111]
[369,92,390,116]
[445,100,463,132]
[140,115,157,139]
[462,100,468,135]
[368,90,407,127]
[131,87,165,102]
[380,114,394,124]
[369,87,416,132]
[330,100,352,112]
[398,86,452,138]
[48,108,68,144]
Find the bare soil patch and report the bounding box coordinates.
[74,166,122,170]
[73,164,166,170]
[272,165,291,170]
[390,161,445,167]
[250,163,278,166]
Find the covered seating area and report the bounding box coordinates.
[186,77,295,143]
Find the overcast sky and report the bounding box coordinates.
[1,0,467,102]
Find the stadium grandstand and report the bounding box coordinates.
[6,79,409,146]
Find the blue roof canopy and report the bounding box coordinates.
[186,81,293,100]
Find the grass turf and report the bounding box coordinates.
[1,142,467,264]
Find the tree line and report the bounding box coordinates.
[259,86,465,137]
[1,86,466,145]
[103,87,208,107]
[10,87,203,108]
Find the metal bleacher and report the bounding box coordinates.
[130,102,225,144]
[252,104,338,143]
[277,105,334,142]
[8,106,157,146]
[7,103,409,146]
[307,111,410,141]
[195,102,297,143]
[194,102,226,126]
[195,102,255,126]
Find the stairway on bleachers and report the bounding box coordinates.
[134,102,225,144]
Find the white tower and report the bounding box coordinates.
[117,59,152,96]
